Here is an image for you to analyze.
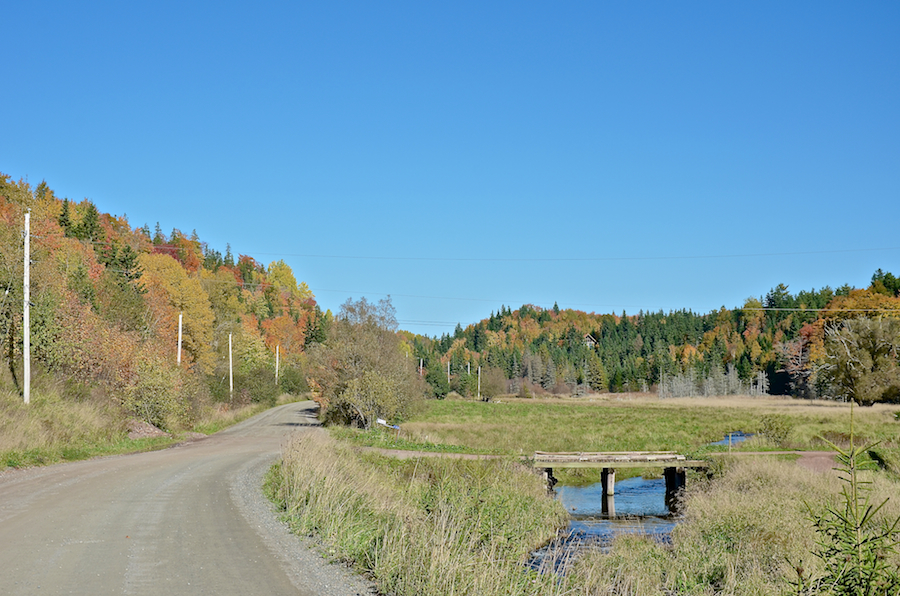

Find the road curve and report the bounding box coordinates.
[0,401,375,596]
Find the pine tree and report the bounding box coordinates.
[58,199,73,237]
[74,203,102,242]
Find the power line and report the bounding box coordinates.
[248,246,900,263]
[39,235,899,264]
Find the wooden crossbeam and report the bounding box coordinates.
[532,451,707,469]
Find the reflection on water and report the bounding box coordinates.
[529,476,677,572]
[557,477,670,517]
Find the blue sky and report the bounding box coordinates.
[4,2,899,336]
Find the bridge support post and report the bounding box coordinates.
[601,468,616,496]
[602,493,616,517]
[542,468,557,490]
[664,466,686,511]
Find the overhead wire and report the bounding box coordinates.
[30,232,900,329]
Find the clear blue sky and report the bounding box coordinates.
[4,1,899,336]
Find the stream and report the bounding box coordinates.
[529,432,753,572]
[529,476,676,572]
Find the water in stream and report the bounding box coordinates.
[529,476,677,572]
[709,431,754,446]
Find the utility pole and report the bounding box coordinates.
[228,333,233,400]
[23,211,30,405]
[177,313,183,365]
[275,345,280,385]
[477,366,481,400]
[447,361,450,384]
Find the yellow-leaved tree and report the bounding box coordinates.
[139,253,215,374]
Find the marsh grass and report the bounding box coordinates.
[269,430,569,596]
[327,424,500,454]
[566,458,900,595]
[269,395,900,595]
[400,397,900,459]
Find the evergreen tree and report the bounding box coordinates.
[153,222,164,245]
[203,248,223,271]
[58,199,73,237]
[304,305,328,347]
[74,203,103,243]
[424,358,450,398]
[586,352,608,392]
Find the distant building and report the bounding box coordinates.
[583,334,598,348]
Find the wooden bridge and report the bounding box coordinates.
[532,451,708,511]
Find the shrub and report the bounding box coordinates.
[278,364,308,395]
[239,366,279,406]
[120,356,187,430]
[759,414,793,446]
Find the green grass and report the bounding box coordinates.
[326,425,502,454]
[399,397,900,458]
[1,435,178,469]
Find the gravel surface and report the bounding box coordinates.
[227,408,377,596]
[0,401,377,596]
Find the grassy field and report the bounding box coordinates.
[346,395,900,465]
[292,394,900,594]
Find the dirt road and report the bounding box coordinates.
[0,401,374,596]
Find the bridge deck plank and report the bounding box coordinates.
[532,451,707,469]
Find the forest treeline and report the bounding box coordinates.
[1,174,327,428]
[3,172,899,433]
[408,271,900,402]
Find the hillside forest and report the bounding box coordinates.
[2,173,900,432]
[1,174,326,429]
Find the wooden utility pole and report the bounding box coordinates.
[477,366,481,400]
[275,345,280,385]
[447,361,450,384]
[228,333,233,399]
[177,313,183,365]
[23,211,30,405]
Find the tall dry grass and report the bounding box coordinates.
[567,457,900,595]
[0,368,292,469]
[270,430,569,596]
[0,374,126,466]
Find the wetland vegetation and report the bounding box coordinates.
[270,395,900,595]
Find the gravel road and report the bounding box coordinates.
[0,401,376,596]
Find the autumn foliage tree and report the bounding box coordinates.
[820,317,900,405]
[0,173,320,429]
[308,297,424,428]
